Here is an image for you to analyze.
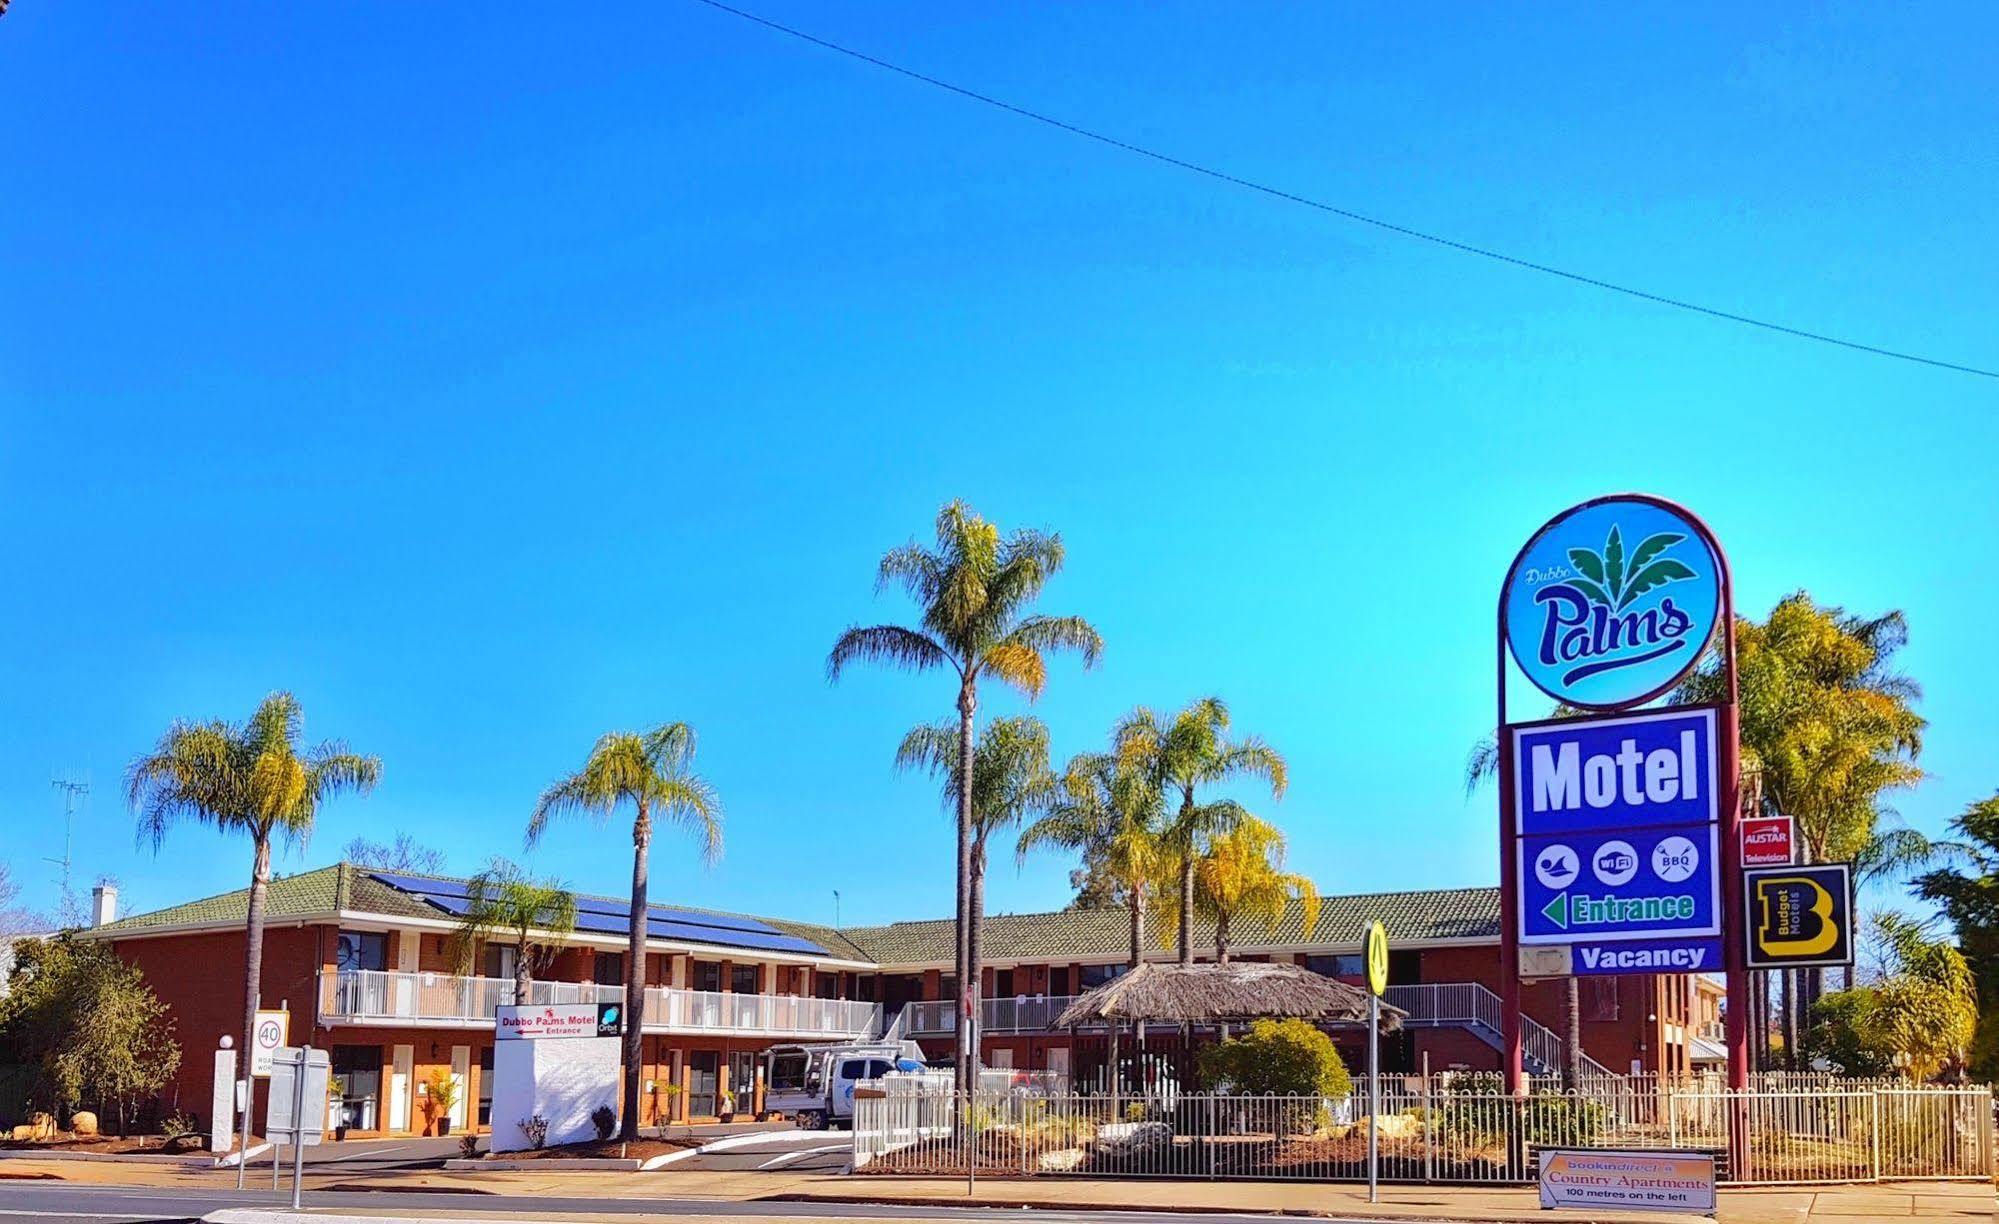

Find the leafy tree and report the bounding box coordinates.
[1806,915,1976,1081]
[1019,750,1168,968]
[828,500,1101,1081]
[1673,594,1924,866]
[1114,697,1286,965]
[443,858,579,1002]
[1187,816,1319,963]
[1198,1017,1352,1098]
[126,692,379,1073]
[0,936,181,1135]
[0,862,46,938]
[528,723,720,1141]
[1913,792,1999,1079]
[343,834,446,875]
[897,717,1058,1021]
[1801,988,1894,1077]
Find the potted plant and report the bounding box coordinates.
[328,1076,349,1141]
[424,1070,460,1137]
[718,1087,737,1124]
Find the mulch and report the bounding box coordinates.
[0,1134,209,1156]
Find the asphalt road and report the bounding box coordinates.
[0,1182,1361,1224]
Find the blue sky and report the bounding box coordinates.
[2,4,1993,932]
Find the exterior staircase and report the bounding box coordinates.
[1383,982,1613,1078]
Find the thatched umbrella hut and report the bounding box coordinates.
[1054,962,1402,1100]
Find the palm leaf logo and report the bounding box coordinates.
[1567,527,1693,609]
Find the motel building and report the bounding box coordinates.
[82,863,1722,1138]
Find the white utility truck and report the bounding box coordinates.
[761,1040,929,1130]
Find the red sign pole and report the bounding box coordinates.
[1495,613,1525,1095]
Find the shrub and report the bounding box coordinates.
[1197,1018,1353,1098]
[518,1115,548,1149]
[591,1104,617,1141]
[458,1132,481,1159]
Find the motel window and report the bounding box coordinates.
[334,931,387,974]
[1303,954,1365,978]
[593,952,625,985]
[816,973,840,999]
[994,969,1015,998]
[731,964,759,994]
[1586,978,1620,1022]
[692,960,722,992]
[939,974,957,1002]
[1049,967,1070,996]
[1078,964,1129,990]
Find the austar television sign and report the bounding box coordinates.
[1502,496,1722,710]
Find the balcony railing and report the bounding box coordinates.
[900,995,1096,1035]
[318,970,881,1039]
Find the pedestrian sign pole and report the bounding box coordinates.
[1365,920,1388,1205]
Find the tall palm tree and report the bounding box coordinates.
[528,724,721,1141]
[1115,697,1286,965]
[1464,720,1590,1085]
[1018,751,1168,969]
[444,858,580,1004]
[1188,815,1320,963]
[897,716,1058,1027]
[828,500,1102,1081]
[126,692,380,1078]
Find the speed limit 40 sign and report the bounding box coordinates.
[251,1010,289,1078]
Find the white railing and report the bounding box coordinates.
[854,1082,1996,1185]
[1384,981,1614,1079]
[318,970,879,1038]
[899,994,1093,1036]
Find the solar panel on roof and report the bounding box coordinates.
[366,872,831,957]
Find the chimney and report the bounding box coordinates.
[91,884,117,927]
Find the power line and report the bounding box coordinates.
[687,0,1997,381]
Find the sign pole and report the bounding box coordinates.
[1367,990,1380,1205]
[290,1047,309,1212]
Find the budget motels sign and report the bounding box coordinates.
[1513,706,1723,973]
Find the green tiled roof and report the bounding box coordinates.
[90,864,439,933]
[94,864,1497,968]
[838,886,1500,967]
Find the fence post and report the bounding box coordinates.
[1421,1052,1433,1186]
[1668,1091,1678,1150]
[1870,1089,1881,1183]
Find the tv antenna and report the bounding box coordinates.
[50,777,89,920]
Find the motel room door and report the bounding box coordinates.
[688,1051,720,1118]
[388,1044,414,1133]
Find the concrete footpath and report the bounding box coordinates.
[3,1156,1991,1222]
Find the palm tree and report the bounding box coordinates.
[1463,733,1588,1086]
[828,500,1101,1081]
[1188,815,1320,963]
[897,716,1058,1029]
[528,724,721,1141]
[1114,697,1286,965]
[1018,751,1168,970]
[444,858,579,1004]
[126,692,380,1077]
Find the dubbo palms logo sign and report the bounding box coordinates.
[1503,497,1721,710]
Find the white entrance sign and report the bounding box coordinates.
[251,1009,289,1077]
[495,1002,621,1041]
[1539,1149,1717,1215]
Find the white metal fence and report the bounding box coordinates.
[854,1080,1994,1185]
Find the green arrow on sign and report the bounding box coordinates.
[1542,893,1569,930]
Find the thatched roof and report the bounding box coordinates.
[1053,962,1403,1031]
